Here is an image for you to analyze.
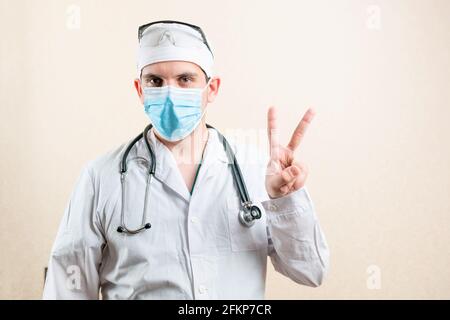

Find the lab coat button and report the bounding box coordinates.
[198,285,207,294]
[190,217,198,224]
[269,204,278,211]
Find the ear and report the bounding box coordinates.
[206,76,221,104]
[134,78,144,104]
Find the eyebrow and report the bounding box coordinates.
[141,72,199,79]
[176,72,199,78]
[141,73,161,79]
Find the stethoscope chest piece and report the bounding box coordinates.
[238,205,262,228]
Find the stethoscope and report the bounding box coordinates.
[117,123,262,234]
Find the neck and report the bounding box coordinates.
[154,122,209,165]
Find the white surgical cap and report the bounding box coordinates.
[136,22,214,79]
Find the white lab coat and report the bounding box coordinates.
[43,128,329,299]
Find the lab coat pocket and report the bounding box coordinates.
[226,195,267,252]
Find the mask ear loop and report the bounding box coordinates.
[198,77,212,119]
[204,77,212,90]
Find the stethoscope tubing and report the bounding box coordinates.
[117,123,261,234]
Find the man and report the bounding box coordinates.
[43,20,329,299]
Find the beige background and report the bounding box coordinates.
[1,0,450,299]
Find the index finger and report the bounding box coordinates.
[267,106,280,153]
[287,108,316,151]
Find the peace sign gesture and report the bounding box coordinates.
[265,106,316,199]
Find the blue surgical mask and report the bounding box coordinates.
[143,80,210,142]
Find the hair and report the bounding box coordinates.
[201,68,210,83]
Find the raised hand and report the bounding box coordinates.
[265,106,316,199]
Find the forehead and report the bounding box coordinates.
[141,60,203,77]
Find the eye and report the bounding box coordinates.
[178,76,193,86]
[144,77,163,87]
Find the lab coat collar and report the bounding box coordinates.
[140,126,230,202]
[192,127,231,190]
